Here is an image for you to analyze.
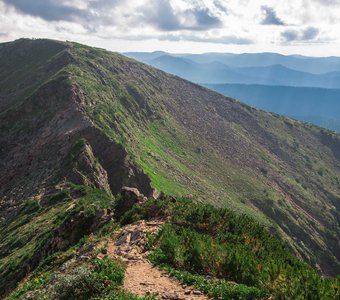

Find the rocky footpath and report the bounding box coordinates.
[107,220,210,300]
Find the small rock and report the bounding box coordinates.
[158,191,166,200]
[162,292,180,300]
[115,232,129,246]
[192,290,202,295]
[169,196,177,203]
[130,230,141,242]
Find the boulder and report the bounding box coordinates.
[116,186,144,218]
[121,186,142,201]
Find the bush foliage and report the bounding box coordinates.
[123,197,340,299]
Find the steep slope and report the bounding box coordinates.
[0,38,339,289]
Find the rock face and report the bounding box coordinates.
[65,141,112,194]
[0,61,152,222]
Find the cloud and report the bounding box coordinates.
[261,6,285,25]
[145,0,180,31]
[212,0,228,13]
[281,26,320,42]
[3,0,123,24]
[102,32,252,45]
[281,30,299,41]
[302,27,319,40]
[312,0,340,5]
[144,0,222,31]
[3,0,89,22]
[193,8,222,29]
[1,0,340,55]
[157,33,252,44]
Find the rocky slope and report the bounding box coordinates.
[0,38,339,294]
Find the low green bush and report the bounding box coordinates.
[131,197,340,299]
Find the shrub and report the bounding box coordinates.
[142,198,338,299]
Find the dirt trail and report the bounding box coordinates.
[108,219,210,299]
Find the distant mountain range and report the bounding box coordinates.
[205,83,340,132]
[126,51,340,74]
[125,51,340,131]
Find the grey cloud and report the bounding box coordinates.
[193,8,222,29]
[3,0,122,24]
[281,27,320,42]
[4,0,221,32]
[313,0,340,5]
[261,6,285,25]
[145,0,222,31]
[147,0,180,31]
[3,0,89,22]
[212,0,228,13]
[302,27,319,40]
[281,30,299,41]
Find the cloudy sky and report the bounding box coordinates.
[1,0,340,56]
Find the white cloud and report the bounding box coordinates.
[0,0,339,56]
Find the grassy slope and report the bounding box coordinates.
[0,39,339,278]
[64,43,339,275]
[119,197,340,299]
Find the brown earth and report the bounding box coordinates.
[107,220,210,299]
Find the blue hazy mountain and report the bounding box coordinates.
[205,83,340,132]
[126,51,340,74]
[182,53,340,74]
[149,55,257,84]
[125,53,340,88]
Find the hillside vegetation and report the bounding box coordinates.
[120,197,340,299]
[0,39,339,297]
[6,195,340,299]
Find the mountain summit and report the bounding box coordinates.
[0,39,339,296]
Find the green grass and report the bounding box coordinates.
[0,184,114,296]
[7,255,155,300]
[155,265,268,300]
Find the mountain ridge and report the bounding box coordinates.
[1,39,339,295]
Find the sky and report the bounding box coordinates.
[0,0,340,56]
